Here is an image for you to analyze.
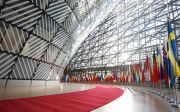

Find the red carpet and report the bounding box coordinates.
[0,85,124,112]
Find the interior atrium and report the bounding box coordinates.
[0,0,180,112]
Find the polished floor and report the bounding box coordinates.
[92,87,180,112]
[0,83,94,100]
[0,83,180,112]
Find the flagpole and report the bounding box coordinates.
[161,80,166,98]
[170,0,180,107]
[167,0,180,107]
[166,16,174,103]
[165,0,173,102]
[172,79,180,107]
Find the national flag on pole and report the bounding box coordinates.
[104,71,109,82]
[156,47,160,81]
[159,40,164,80]
[163,36,169,85]
[110,71,115,82]
[152,49,159,83]
[135,63,140,83]
[167,21,180,86]
[167,21,180,77]
[130,65,134,82]
[119,67,123,82]
[149,49,154,82]
[127,65,132,83]
[140,62,145,83]
[125,66,128,83]
[139,63,142,83]
[132,64,136,82]
[145,54,151,81]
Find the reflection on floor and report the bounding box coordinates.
[92,86,180,112]
[0,83,95,100]
[0,83,180,112]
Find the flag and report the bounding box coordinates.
[132,64,136,82]
[128,65,132,83]
[119,67,124,82]
[110,71,115,82]
[94,74,97,81]
[167,21,180,87]
[145,54,151,81]
[130,65,134,82]
[135,63,140,83]
[156,47,160,81]
[104,71,109,82]
[140,62,145,83]
[163,36,169,85]
[149,49,154,82]
[152,49,159,83]
[167,21,180,77]
[128,75,132,83]
[124,66,128,83]
[159,40,164,80]
[127,66,130,83]
[139,63,142,83]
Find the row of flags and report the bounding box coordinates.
[68,72,115,82]
[118,21,180,87]
[68,21,180,87]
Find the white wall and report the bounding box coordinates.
[6,80,31,87]
[0,79,60,88]
[0,79,6,88]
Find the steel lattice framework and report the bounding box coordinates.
[68,0,180,73]
[0,0,110,84]
[1,0,180,83]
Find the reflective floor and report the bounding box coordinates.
[0,83,95,100]
[0,83,180,112]
[92,87,180,112]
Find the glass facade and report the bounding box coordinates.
[68,0,180,73]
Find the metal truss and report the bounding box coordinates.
[68,0,180,73]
